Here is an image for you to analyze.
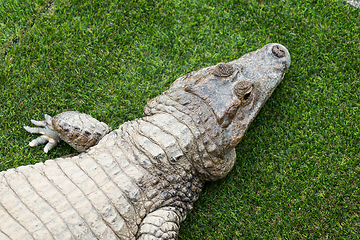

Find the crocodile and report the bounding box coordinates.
[0,43,291,240]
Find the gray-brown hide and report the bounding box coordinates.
[0,43,291,240]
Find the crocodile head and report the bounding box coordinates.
[221,43,291,149]
[170,43,291,180]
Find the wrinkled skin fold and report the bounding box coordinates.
[1,43,290,240]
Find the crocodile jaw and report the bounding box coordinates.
[224,43,291,150]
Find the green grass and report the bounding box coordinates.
[0,0,359,239]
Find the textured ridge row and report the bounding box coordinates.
[144,88,230,180]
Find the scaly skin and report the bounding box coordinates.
[0,43,290,240]
[24,111,112,153]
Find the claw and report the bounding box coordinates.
[44,114,53,125]
[30,119,46,127]
[29,135,51,147]
[24,114,61,153]
[24,125,46,135]
[44,141,58,153]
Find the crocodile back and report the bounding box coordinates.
[0,109,204,239]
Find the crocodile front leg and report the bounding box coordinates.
[137,207,185,240]
[24,111,111,153]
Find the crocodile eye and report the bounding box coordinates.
[234,81,253,103]
[212,62,234,77]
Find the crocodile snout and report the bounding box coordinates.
[267,43,291,69]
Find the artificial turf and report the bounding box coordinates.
[0,0,359,239]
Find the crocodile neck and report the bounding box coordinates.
[143,88,237,182]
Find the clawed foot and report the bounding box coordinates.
[23,114,61,153]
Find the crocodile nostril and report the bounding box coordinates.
[272,45,285,58]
